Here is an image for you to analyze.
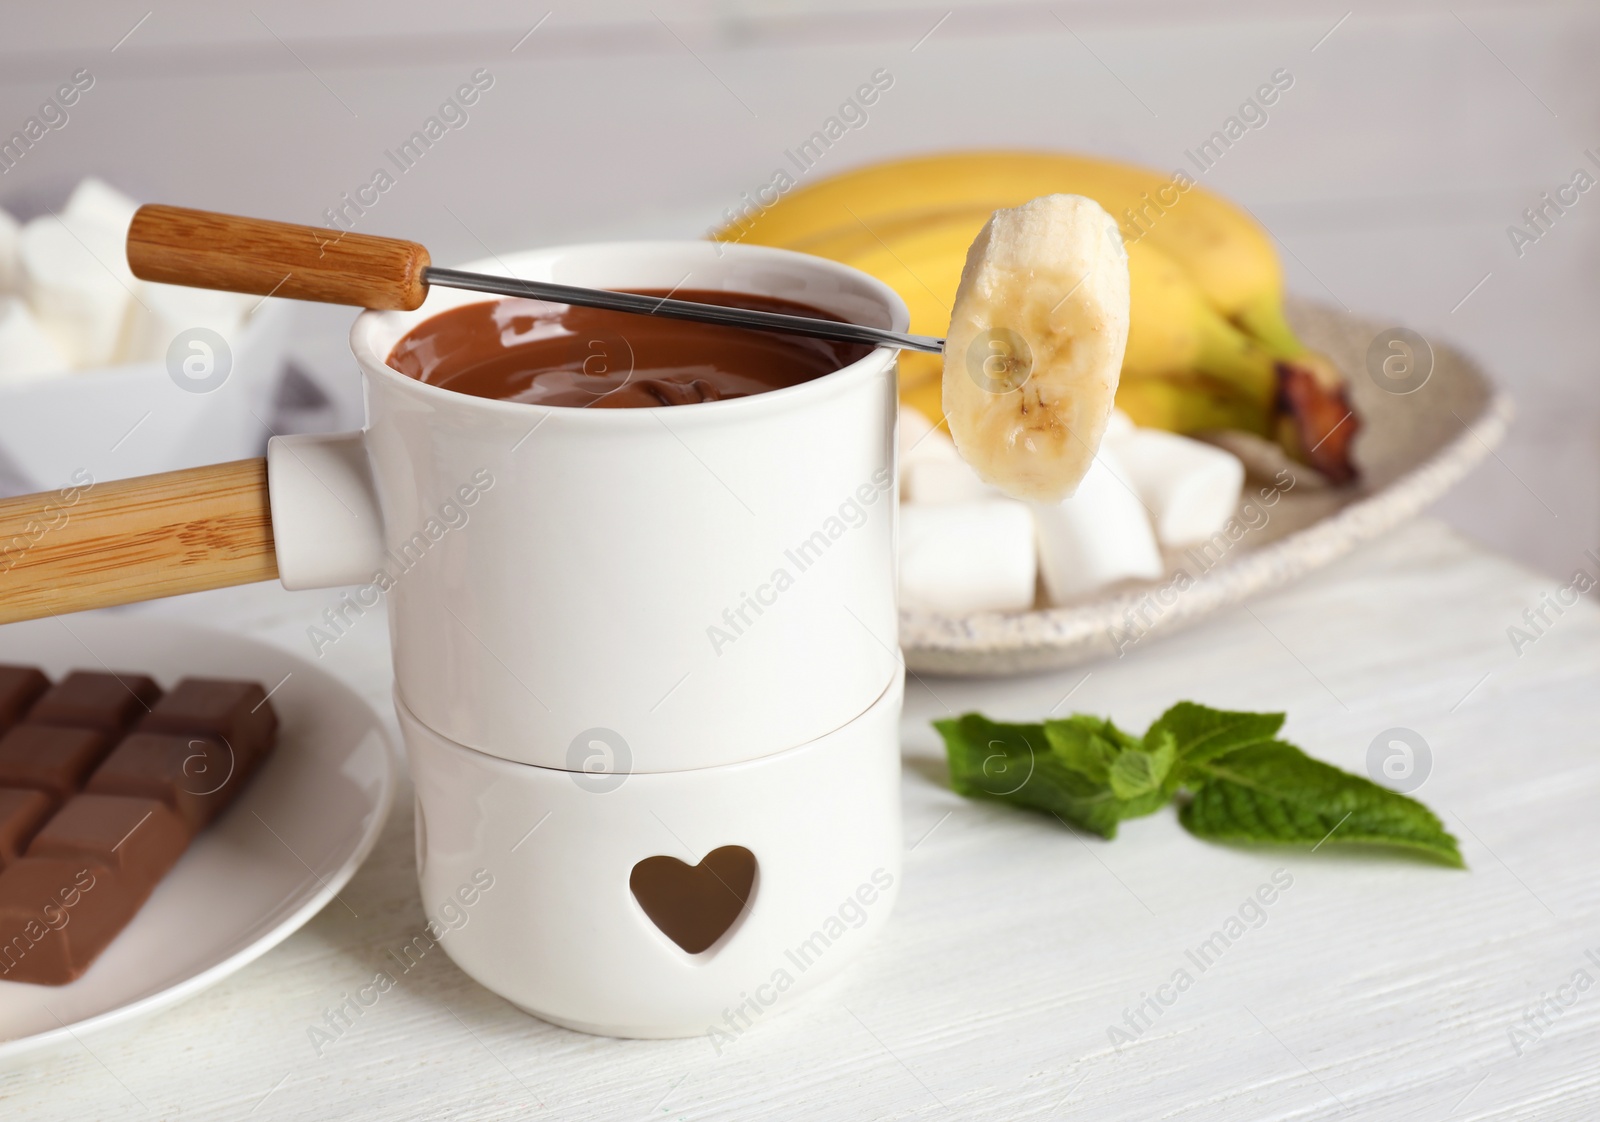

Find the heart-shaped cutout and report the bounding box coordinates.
[630,845,756,954]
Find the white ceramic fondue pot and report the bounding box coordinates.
[267,241,906,775]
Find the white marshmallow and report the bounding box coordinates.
[69,208,137,288]
[899,405,961,462]
[1109,428,1245,546]
[62,177,141,239]
[60,179,140,295]
[899,402,934,448]
[0,296,71,384]
[899,500,1037,615]
[1031,446,1164,605]
[1104,408,1135,440]
[0,206,19,295]
[899,405,964,501]
[19,214,132,367]
[903,455,1003,505]
[118,280,246,364]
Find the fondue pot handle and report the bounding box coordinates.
[0,434,391,625]
[0,459,278,625]
[127,204,432,311]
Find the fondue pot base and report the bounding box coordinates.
[400,675,903,1040]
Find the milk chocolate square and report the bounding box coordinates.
[138,678,278,772]
[0,789,55,868]
[28,795,188,894]
[87,733,242,832]
[0,858,132,985]
[27,671,161,735]
[0,726,111,799]
[0,666,49,733]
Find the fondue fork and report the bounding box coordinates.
[126,206,948,355]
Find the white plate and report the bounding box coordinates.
[0,616,396,1061]
[900,301,1514,675]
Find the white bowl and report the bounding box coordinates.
[0,298,293,494]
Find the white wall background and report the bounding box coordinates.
[1,0,1593,577]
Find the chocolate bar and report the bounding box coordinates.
[0,668,277,985]
[0,726,111,799]
[139,678,278,770]
[89,733,242,833]
[0,788,53,867]
[27,671,161,736]
[0,859,126,986]
[29,795,188,893]
[0,666,48,732]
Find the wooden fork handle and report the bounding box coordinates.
[0,459,278,625]
[127,204,432,310]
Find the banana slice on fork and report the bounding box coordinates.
[942,194,1131,502]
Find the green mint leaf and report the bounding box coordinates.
[1146,729,1177,786]
[1041,718,1118,783]
[1108,747,1169,800]
[1042,715,1144,778]
[1047,714,1141,752]
[941,704,1463,867]
[1125,730,1180,822]
[1180,741,1464,866]
[935,714,1124,838]
[1104,733,1177,817]
[1045,716,1174,824]
[1148,701,1285,772]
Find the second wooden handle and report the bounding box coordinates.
[0,459,278,625]
[127,204,432,310]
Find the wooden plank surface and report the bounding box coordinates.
[2,517,1595,1120]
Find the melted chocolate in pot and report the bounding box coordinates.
[387,290,870,408]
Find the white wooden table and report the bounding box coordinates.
[2,517,1596,1120]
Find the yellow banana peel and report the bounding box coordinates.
[715,151,1361,483]
[1115,376,1273,437]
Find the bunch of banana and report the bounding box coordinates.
[714,151,1359,484]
